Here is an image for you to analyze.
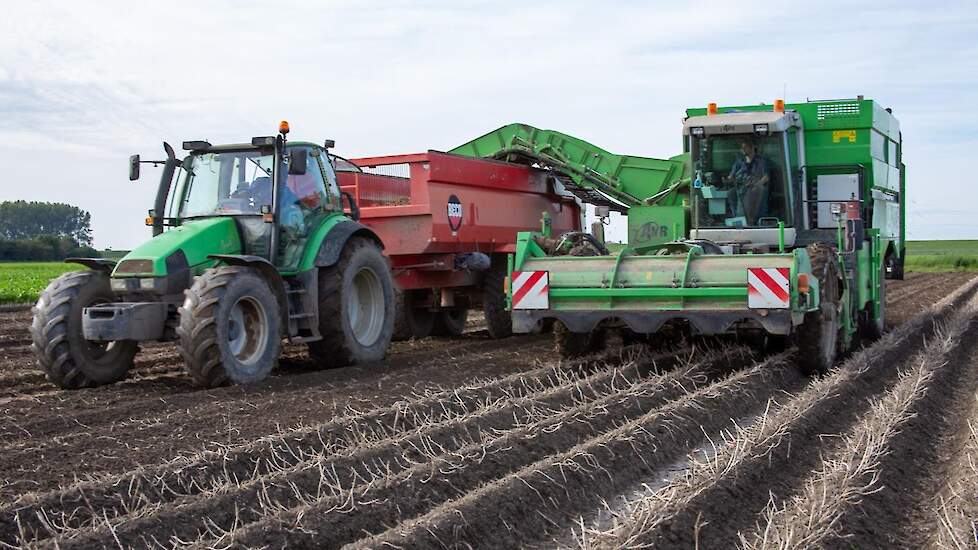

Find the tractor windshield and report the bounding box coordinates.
[690,134,788,229]
[180,150,275,218]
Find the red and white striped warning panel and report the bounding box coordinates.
[511,271,549,310]
[747,267,791,309]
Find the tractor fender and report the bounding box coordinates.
[314,221,384,267]
[207,254,289,330]
[65,257,117,273]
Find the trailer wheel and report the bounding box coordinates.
[177,266,281,387]
[432,308,468,337]
[554,322,602,359]
[796,244,842,376]
[482,258,512,339]
[309,237,395,368]
[393,290,435,340]
[31,270,137,389]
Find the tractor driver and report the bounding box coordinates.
[725,139,770,225]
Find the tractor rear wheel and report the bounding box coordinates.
[482,258,512,339]
[177,266,281,387]
[432,308,468,337]
[31,270,137,389]
[796,244,842,376]
[393,290,435,340]
[308,237,394,368]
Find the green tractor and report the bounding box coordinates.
[31,122,395,388]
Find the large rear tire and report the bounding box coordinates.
[31,270,137,389]
[482,257,512,339]
[797,244,842,375]
[432,308,468,337]
[177,266,282,387]
[308,237,395,368]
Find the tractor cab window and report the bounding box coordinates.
[277,146,332,270]
[180,150,275,218]
[690,134,788,229]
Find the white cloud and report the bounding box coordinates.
[0,0,975,246]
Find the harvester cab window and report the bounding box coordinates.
[691,134,788,229]
[180,150,275,218]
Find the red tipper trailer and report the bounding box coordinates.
[335,150,581,340]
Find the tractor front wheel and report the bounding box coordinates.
[177,266,281,387]
[308,237,395,368]
[31,270,137,389]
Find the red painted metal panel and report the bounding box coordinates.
[339,151,581,290]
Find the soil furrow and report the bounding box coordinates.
[580,275,978,549]
[351,354,800,550]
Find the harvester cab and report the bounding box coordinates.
[452,98,905,375]
[32,123,395,389]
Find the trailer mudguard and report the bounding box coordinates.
[312,221,383,268]
[208,254,289,328]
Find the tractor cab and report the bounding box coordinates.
[161,130,345,271]
[684,106,803,252]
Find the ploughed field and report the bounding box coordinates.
[0,272,976,549]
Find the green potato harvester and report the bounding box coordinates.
[452,97,905,373]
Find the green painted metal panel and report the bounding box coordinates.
[113,217,241,277]
[627,205,686,250]
[295,211,354,273]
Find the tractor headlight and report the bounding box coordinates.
[139,278,159,290]
[111,279,128,292]
[753,123,769,135]
[691,126,705,138]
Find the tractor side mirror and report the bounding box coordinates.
[129,154,141,181]
[342,192,360,221]
[288,149,308,176]
[323,139,335,149]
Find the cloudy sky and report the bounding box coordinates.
[0,0,975,248]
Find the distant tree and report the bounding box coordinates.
[0,200,93,245]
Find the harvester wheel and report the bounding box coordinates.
[554,322,601,359]
[432,308,468,337]
[177,266,281,387]
[482,258,512,339]
[858,259,886,341]
[393,290,434,340]
[31,270,137,389]
[308,237,394,368]
[796,244,842,376]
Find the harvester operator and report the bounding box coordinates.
[725,139,770,224]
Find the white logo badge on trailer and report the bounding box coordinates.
[747,267,790,309]
[511,271,549,310]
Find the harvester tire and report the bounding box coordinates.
[858,259,886,342]
[308,237,394,368]
[797,244,842,376]
[483,258,512,339]
[177,266,281,387]
[554,322,601,359]
[432,308,468,337]
[393,290,434,340]
[31,270,137,389]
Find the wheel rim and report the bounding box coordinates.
[227,296,269,365]
[350,266,385,346]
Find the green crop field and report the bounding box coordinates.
[0,262,82,304]
[905,240,978,272]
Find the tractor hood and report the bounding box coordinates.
[112,217,242,278]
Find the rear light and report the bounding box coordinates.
[797,273,810,294]
[504,276,511,295]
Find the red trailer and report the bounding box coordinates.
[335,151,581,339]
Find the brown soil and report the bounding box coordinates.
[0,272,973,549]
